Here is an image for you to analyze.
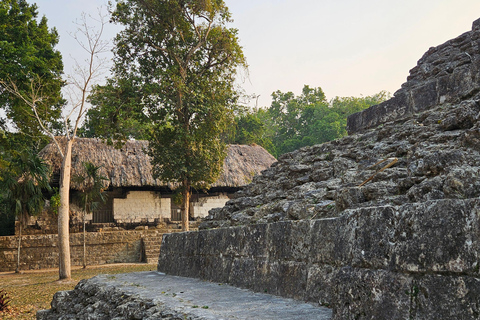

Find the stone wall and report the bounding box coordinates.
[113,191,171,223]
[347,18,480,134]
[159,198,480,319]
[0,230,163,272]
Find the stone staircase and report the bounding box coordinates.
[141,232,163,264]
[141,222,200,264]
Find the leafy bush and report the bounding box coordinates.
[49,188,61,215]
[0,289,11,312]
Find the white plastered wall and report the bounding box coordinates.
[191,193,230,218]
[113,191,171,223]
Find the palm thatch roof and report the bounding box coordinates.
[39,138,276,190]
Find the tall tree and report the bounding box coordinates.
[72,161,108,268]
[109,0,246,230]
[0,0,63,138]
[0,0,64,274]
[0,11,109,280]
[0,150,51,273]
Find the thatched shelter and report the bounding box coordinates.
[39,138,276,225]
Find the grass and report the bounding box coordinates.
[0,263,155,320]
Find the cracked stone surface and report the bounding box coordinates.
[37,272,332,320]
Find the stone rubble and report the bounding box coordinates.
[200,19,480,230]
[201,100,480,229]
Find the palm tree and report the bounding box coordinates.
[72,162,108,268]
[1,150,51,273]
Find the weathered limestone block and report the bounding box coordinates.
[331,267,412,320]
[37,276,191,320]
[337,200,480,274]
[413,275,480,319]
[160,199,480,319]
[391,201,480,274]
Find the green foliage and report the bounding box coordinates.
[0,149,51,227]
[0,289,11,312]
[108,0,246,194]
[266,85,329,156]
[49,187,60,215]
[0,1,64,187]
[72,162,108,214]
[0,0,63,237]
[80,77,152,145]
[226,107,275,155]
[0,131,49,236]
[0,0,64,138]
[171,190,184,206]
[244,86,389,157]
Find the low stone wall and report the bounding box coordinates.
[0,230,163,272]
[159,198,480,320]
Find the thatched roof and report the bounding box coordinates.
[39,138,276,190]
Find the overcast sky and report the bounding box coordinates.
[34,0,480,108]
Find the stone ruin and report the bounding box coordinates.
[39,18,480,320]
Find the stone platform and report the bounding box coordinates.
[37,271,332,319]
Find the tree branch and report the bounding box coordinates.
[0,77,65,157]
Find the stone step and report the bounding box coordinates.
[141,235,163,264]
[144,242,160,246]
[37,272,332,320]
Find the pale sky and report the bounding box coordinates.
[34,0,480,108]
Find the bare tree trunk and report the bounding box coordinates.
[182,179,190,231]
[58,139,73,280]
[15,224,21,273]
[1,12,108,280]
[83,200,87,269]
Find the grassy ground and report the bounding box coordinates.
[0,263,156,319]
